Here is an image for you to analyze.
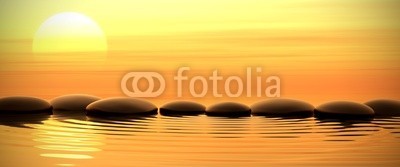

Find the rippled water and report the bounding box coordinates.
[1,113,399,167]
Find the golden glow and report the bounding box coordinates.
[0,1,399,167]
[40,153,93,159]
[32,12,107,53]
[33,119,103,163]
[0,0,399,103]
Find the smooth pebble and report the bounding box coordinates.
[251,98,314,117]
[160,101,205,116]
[206,102,251,117]
[0,96,52,114]
[86,97,157,117]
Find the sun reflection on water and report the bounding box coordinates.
[30,118,104,165]
[40,153,93,159]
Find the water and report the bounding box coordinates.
[0,114,399,167]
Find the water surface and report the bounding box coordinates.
[0,114,399,167]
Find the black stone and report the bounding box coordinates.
[51,94,100,113]
[365,99,400,116]
[0,96,52,114]
[206,102,251,117]
[251,98,314,117]
[315,101,374,119]
[160,101,205,116]
[86,97,157,117]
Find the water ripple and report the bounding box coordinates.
[1,115,399,166]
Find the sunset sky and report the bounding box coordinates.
[0,0,399,105]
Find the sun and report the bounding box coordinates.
[32,12,107,53]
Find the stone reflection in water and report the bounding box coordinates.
[252,116,314,138]
[52,109,87,121]
[32,117,104,166]
[373,117,400,138]
[86,115,154,136]
[0,113,51,128]
[207,117,253,138]
[315,118,380,141]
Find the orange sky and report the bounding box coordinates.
[0,0,399,105]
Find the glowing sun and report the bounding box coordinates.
[33,12,107,53]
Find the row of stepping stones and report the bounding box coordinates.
[0,94,399,118]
